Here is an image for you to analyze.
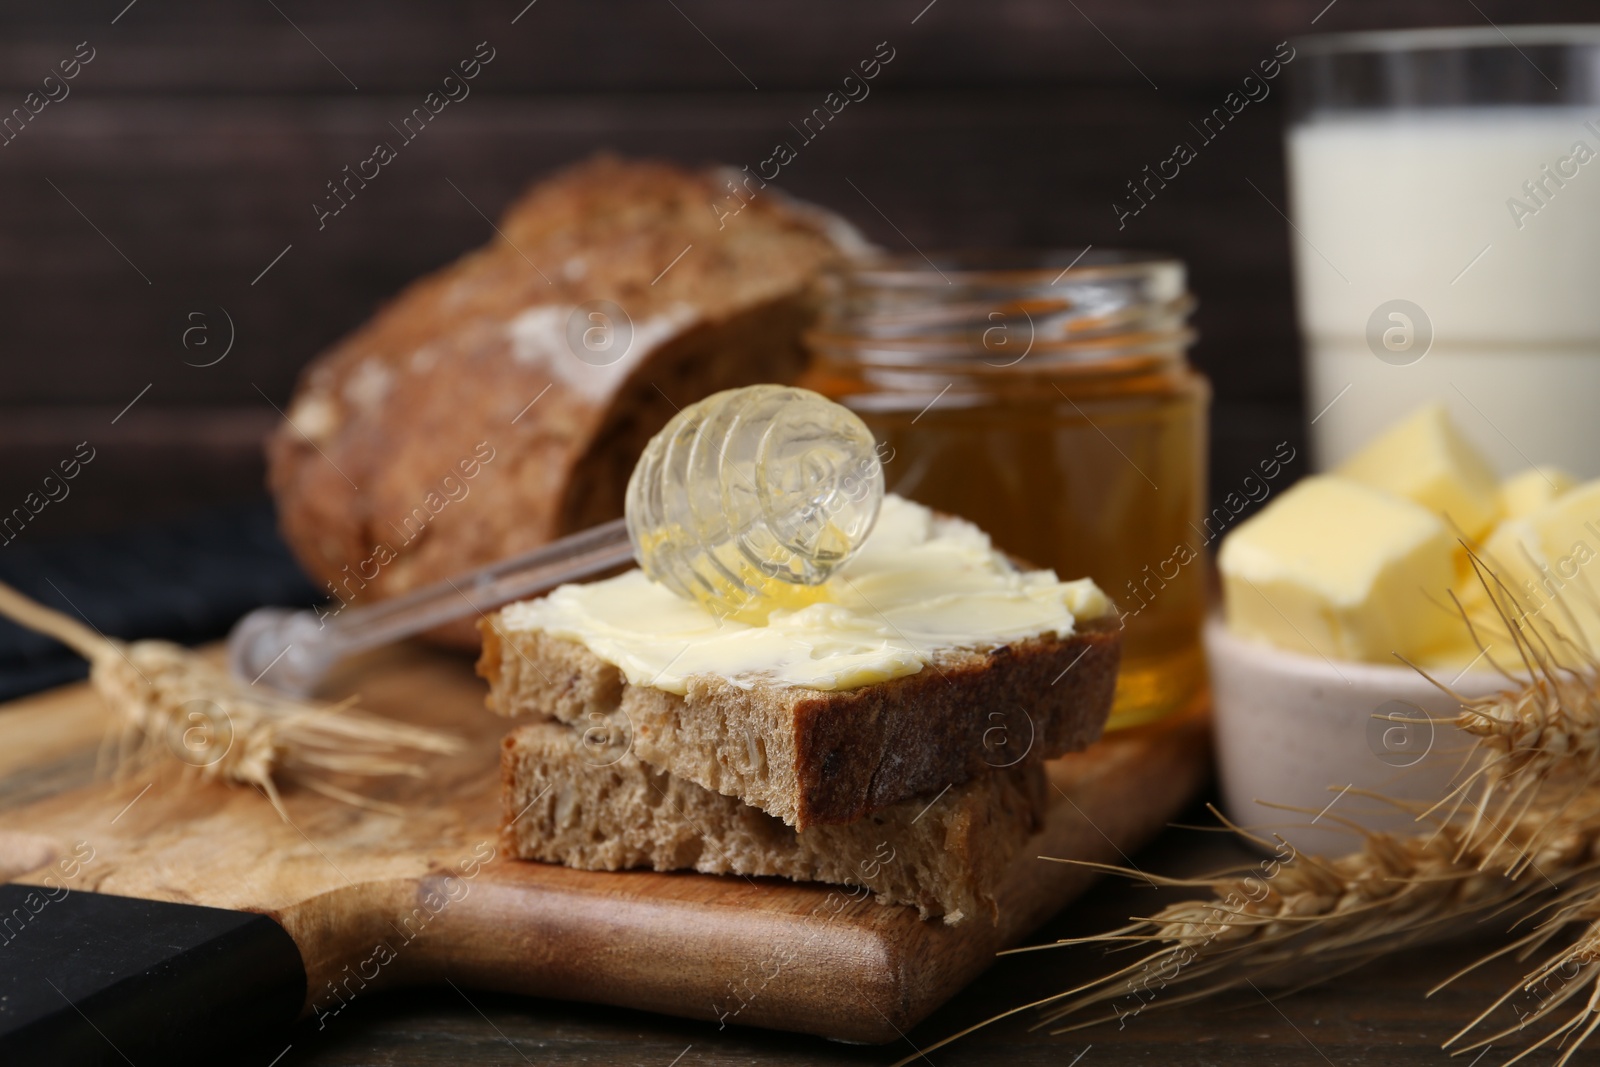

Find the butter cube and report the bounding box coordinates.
[1337,403,1499,539]
[1497,466,1577,520]
[1467,480,1600,648]
[1219,475,1457,662]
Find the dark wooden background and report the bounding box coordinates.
[6,5,1600,1064]
[3,0,1595,541]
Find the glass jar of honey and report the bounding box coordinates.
[802,251,1209,730]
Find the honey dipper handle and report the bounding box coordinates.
[228,518,633,695]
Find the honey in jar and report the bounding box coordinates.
[802,251,1209,730]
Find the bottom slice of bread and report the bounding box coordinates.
[502,721,1044,925]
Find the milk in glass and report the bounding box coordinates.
[1289,107,1600,476]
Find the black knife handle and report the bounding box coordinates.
[0,884,305,1065]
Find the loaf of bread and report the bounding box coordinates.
[480,611,1121,830]
[267,156,865,642]
[501,718,1045,924]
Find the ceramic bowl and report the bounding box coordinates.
[1204,617,1509,856]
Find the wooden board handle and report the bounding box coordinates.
[0,886,304,1064]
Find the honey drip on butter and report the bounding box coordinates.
[624,385,885,624]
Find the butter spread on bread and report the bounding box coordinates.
[499,494,1111,694]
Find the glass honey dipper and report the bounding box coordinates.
[228,385,885,695]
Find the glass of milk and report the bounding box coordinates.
[1288,26,1600,476]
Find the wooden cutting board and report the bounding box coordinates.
[0,641,1209,1045]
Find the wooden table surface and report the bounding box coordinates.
[0,647,1535,1064]
[0,640,1206,1051]
[243,800,1530,1067]
[1,644,1538,1063]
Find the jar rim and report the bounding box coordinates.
[811,248,1195,372]
[805,328,1196,371]
[833,248,1184,289]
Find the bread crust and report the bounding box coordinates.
[267,156,853,645]
[480,611,1122,829]
[500,719,1046,924]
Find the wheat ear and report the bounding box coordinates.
[890,797,1600,1067]
[1405,549,1600,872]
[0,580,462,817]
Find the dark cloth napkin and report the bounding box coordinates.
[0,499,319,702]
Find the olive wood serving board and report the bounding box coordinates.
[0,641,1208,1050]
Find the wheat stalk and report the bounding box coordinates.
[1439,895,1600,1066]
[890,797,1600,1067]
[891,556,1600,1067]
[0,579,462,817]
[1406,549,1600,874]
[1051,797,1600,1028]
